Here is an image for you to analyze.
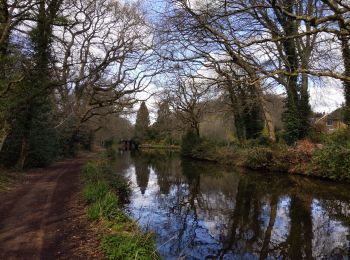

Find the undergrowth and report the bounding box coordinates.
[82,158,159,260]
[0,168,23,190]
[181,130,350,180]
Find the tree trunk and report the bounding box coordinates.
[254,82,276,142]
[0,1,9,58]
[194,122,200,137]
[18,136,28,169]
[0,132,8,153]
[299,71,311,137]
[340,32,350,125]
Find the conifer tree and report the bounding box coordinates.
[134,102,150,143]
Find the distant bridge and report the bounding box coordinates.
[119,139,139,151]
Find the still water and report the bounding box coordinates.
[115,150,350,259]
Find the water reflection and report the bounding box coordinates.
[116,150,350,259]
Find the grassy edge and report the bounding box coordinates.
[139,144,180,150]
[82,157,159,260]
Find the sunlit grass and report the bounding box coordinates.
[82,159,159,259]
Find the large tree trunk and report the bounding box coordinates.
[18,136,28,169]
[340,33,350,125]
[254,82,276,142]
[0,132,8,153]
[0,1,9,57]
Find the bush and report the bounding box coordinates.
[181,131,201,157]
[327,128,350,147]
[312,145,350,180]
[244,147,273,170]
[191,139,216,160]
[307,128,327,144]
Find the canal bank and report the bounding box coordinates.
[179,135,350,181]
[81,153,159,260]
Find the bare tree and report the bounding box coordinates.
[51,0,160,139]
[167,75,215,137]
[156,0,277,141]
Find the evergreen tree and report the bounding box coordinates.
[154,101,172,140]
[0,0,62,168]
[134,102,150,143]
[156,101,171,126]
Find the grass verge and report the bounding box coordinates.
[139,143,180,150]
[82,159,159,260]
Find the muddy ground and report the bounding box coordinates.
[0,155,104,260]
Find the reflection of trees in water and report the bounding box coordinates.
[151,156,177,195]
[158,160,201,256]
[205,178,263,258]
[132,152,150,195]
[127,152,350,259]
[260,194,278,260]
[132,151,181,194]
[284,195,313,259]
[113,150,133,175]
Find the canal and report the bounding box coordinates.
[114,150,350,259]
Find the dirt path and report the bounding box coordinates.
[0,155,104,260]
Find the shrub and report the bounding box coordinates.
[307,128,327,144]
[327,128,350,147]
[215,146,240,164]
[191,139,217,161]
[244,147,273,170]
[312,145,350,180]
[181,131,201,157]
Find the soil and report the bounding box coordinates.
[0,154,105,260]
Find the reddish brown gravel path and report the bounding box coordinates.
[0,155,104,260]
